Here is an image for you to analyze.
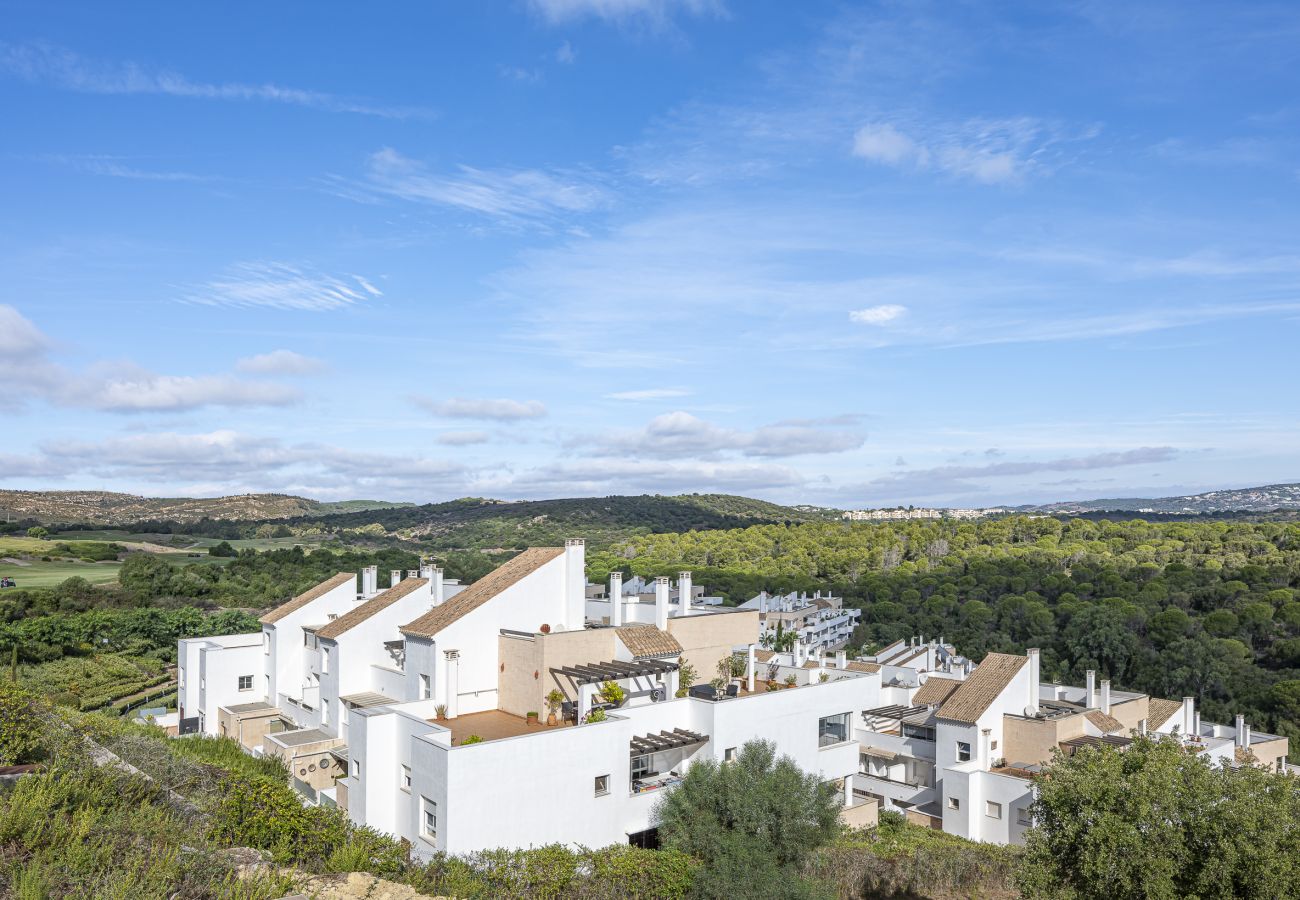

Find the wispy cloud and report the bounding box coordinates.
[182,262,381,311]
[414,396,548,420]
[849,304,906,325]
[0,41,432,119]
[45,154,210,182]
[435,430,492,446]
[556,41,577,64]
[235,350,328,376]
[852,118,1089,184]
[359,148,610,223]
[604,387,692,400]
[528,0,725,28]
[579,411,864,459]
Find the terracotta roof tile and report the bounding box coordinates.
[802,660,821,669]
[316,578,428,640]
[936,653,1028,724]
[1085,710,1125,734]
[913,677,962,706]
[616,625,683,659]
[845,660,881,674]
[754,649,777,663]
[400,547,564,638]
[1146,698,1183,731]
[259,572,355,625]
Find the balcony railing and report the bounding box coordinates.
[631,774,682,795]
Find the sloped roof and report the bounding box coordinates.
[616,625,683,659]
[1086,710,1125,734]
[913,677,961,706]
[754,649,777,663]
[845,660,881,674]
[1147,698,1183,731]
[400,547,564,638]
[936,653,1028,724]
[259,572,355,625]
[316,578,428,641]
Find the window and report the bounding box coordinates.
[901,722,936,742]
[1016,806,1032,826]
[986,801,1002,820]
[238,675,253,692]
[200,678,205,690]
[304,633,312,648]
[631,754,655,781]
[263,631,270,655]
[322,647,330,674]
[724,747,737,762]
[956,741,972,763]
[401,765,412,792]
[419,674,431,700]
[420,796,437,841]
[322,702,329,725]
[818,712,851,747]
[990,739,998,751]
[947,797,960,810]
[352,759,360,778]
[594,774,609,796]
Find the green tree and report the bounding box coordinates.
[655,739,840,899]
[26,526,48,540]
[1019,737,1300,899]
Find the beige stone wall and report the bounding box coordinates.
[1002,712,1088,766]
[286,748,345,791]
[840,798,879,829]
[1250,737,1290,772]
[539,628,618,709]
[497,633,544,718]
[905,808,942,829]
[667,610,760,686]
[217,708,282,751]
[1110,696,1149,732]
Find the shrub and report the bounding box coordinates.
[462,734,484,744]
[0,683,44,765]
[585,708,607,723]
[598,679,625,705]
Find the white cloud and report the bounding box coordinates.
[414,396,548,420]
[0,41,430,119]
[582,411,864,459]
[852,118,1078,184]
[556,41,577,64]
[436,430,492,446]
[528,0,724,27]
[476,457,803,498]
[0,305,305,413]
[604,388,692,400]
[849,304,907,325]
[852,124,925,166]
[235,350,328,375]
[182,262,381,311]
[361,148,610,223]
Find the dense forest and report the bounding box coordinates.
[589,516,1300,756]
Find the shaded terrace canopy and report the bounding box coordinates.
[629,728,709,756]
[552,658,679,686]
[862,704,928,723]
[1060,735,1132,755]
[340,691,396,709]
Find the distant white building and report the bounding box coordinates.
[738,590,861,655]
[840,508,1003,521]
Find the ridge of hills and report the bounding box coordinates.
[0,490,412,526]
[1020,482,1300,515]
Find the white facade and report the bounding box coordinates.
[740,589,861,655]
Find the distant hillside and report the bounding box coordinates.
[293,493,837,550]
[1023,482,1300,515]
[0,490,411,526]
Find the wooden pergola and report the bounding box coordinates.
[629,727,709,756]
[551,658,679,686]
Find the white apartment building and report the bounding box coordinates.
[179,541,880,854]
[739,590,862,655]
[852,651,1292,844]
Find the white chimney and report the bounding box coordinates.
[747,644,756,692]
[1194,711,1201,737]
[564,539,586,631]
[609,571,624,627]
[836,650,847,669]
[430,566,444,605]
[1100,680,1111,715]
[759,591,768,614]
[1026,649,1041,715]
[407,569,419,579]
[654,576,669,630]
[678,571,693,616]
[981,728,992,768]
[390,569,403,588]
[1139,718,1148,736]
[1086,670,1096,708]
[363,565,378,596]
[1237,715,1250,750]
[1182,697,1195,736]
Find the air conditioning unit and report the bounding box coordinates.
[650,687,666,702]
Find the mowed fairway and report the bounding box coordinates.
[0,557,121,588]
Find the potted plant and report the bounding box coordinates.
[598,680,626,707]
[461,734,483,744]
[526,710,539,726]
[784,674,798,689]
[434,703,448,721]
[545,689,565,726]
[584,708,607,724]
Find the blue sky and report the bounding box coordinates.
[2,0,1299,507]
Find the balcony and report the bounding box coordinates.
[855,729,936,761]
[631,774,683,795]
[852,772,936,808]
